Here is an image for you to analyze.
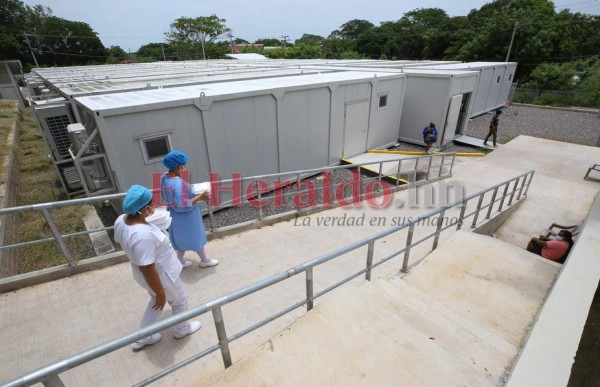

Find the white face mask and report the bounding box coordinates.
[550,235,563,241]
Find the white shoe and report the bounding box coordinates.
[132,333,162,350]
[199,259,219,268]
[181,259,193,268]
[173,321,201,339]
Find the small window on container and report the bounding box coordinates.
[140,134,172,164]
[508,73,513,81]
[496,75,502,84]
[378,94,388,109]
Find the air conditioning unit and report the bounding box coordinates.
[81,158,111,193]
[67,123,89,155]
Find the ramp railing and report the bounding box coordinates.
[0,169,534,387]
[0,153,455,275]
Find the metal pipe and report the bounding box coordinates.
[507,177,519,206]
[306,267,314,311]
[213,307,232,368]
[365,240,375,281]
[498,183,511,212]
[471,193,485,228]
[431,209,446,250]
[41,208,75,266]
[456,199,467,230]
[401,223,416,273]
[396,160,402,187]
[438,155,445,178]
[486,187,499,219]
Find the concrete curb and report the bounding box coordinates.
[0,106,20,278]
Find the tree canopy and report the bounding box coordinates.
[165,15,231,60]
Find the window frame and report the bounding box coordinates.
[377,93,389,110]
[138,133,173,165]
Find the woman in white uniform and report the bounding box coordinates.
[114,185,201,350]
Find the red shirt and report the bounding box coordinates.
[542,240,569,261]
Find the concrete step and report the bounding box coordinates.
[373,278,513,381]
[206,281,491,386]
[399,231,561,347]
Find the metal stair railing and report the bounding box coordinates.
[0,169,535,387]
[0,153,456,275]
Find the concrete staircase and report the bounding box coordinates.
[204,231,561,386]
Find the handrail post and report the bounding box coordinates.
[306,267,314,311]
[497,182,511,212]
[507,177,520,206]
[431,209,446,250]
[41,208,75,266]
[486,187,498,219]
[413,160,418,182]
[438,155,445,177]
[396,160,402,186]
[516,173,527,200]
[449,154,456,175]
[212,306,232,368]
[471,193,485,228]
[295,173,301,211]
[378,162,383,184]
[256,182,264,221]
[456,199,467,230]
[365,240,375,281]
[523,171,535,197]
[425,156,433,180]
[41,375,65,387]
[401,223,416,273]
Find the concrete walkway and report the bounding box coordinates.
[1,136,599,386]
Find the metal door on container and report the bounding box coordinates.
[342,100,370,158]
[442,94,463,146]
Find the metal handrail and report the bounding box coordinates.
[0,169,534,387]
[0,153,456,265]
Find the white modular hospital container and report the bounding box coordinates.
[397,69,480,147]
[71,71,406,196]
[417,62,518,117]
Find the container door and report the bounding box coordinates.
[343,100,370,158]
[442,94,463,146]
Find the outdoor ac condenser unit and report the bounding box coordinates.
[67,123,89,155]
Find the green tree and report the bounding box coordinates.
[254,38,281,47]
[330,19,375,40]
[166,15,231,60]
[136,42,177,61]
[106,45,128,64]
[295,34,324,46]
[33,16,106,66]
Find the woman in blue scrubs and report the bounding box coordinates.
[160,151,219,268]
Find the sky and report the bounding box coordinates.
[20,0,600,53]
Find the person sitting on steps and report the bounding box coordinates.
[526,229,574,264]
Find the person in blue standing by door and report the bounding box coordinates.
[160,151,219,269]
[483,109,502,147]
[422,122,438,154]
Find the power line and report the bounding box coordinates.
[555,0,598,8]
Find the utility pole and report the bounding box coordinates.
[161,44,166,61]
[280,35,289,49]
[505,21,518,62]
[227,32,234,54]
[24,33,39,67]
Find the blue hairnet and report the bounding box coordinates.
[162,151,189,170]
[123,185,152,215]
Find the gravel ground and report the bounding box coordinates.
[205,104,600,230]
[393,104,600,153]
